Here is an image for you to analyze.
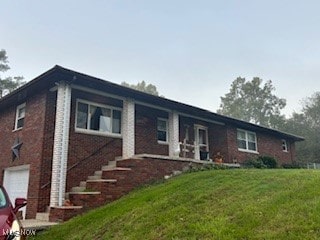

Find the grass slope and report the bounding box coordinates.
[33,170,320,240]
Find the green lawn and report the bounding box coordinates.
[32,169,320,239]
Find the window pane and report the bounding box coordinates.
[17,118,24,129]
[282,140,288,151]
[112,110,121,134]
[157,119,168,142]
[158,130,167,142]
[238,139,247,149]
[77,102,88,129]
[199,129,207,145]
[99,108,111,132]
[237,130,246,140]
[18,107,25,118]
[247,132,256,142]
[248,142,257,151]
[157,119,167,131]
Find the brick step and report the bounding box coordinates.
[49,206,83,222]
[101,167,132,180]
[68,192,109,210]
[86,179,117,193]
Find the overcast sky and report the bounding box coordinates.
[1,1,320,116]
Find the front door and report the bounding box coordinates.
[194,125,209,160]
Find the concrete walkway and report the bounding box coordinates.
[21,219,58,231]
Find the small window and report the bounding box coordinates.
[282,139,288,152]
[76,100,122,136]
[157,118,168,143]
[237,129,257,152]
[15,103,26,130]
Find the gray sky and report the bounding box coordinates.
[1,0,320,116]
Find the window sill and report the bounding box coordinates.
[158,140,169,145]
[75,128,122,139]
[12,127,23,132]
[238,148,259,154]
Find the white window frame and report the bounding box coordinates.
[237,129,258,153]
[75,99,122,138]
[157,118,169,144]
[14,103,26,131]
[282,139,288,152]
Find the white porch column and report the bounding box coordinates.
[50,81,72,207]
[169,111,180,157]
[122,98,135,158]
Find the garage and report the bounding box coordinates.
[3,165,30,219]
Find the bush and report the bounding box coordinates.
[281,162,302,169]
[243,158,267,169]
[243,156,278,169]
[258,156,278,168]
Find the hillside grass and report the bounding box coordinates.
[32,169,320,239]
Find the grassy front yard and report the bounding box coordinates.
[32,169,320,239]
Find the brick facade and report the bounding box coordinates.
[0,66,302,220]
[0,90,48,218]
[135,104,169,156]
[226,126,295,165]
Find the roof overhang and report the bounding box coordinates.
[0,65,304,142]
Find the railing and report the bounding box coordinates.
[306,163,320,169]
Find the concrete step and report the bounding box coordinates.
[79,181,87,188]
[94,170,103,176]
[22,219,58,230]
[87,175,101,180]
[109,160,117,167]
[101,160,117,171]
[71,186,86,192]
[86,179,117,183]
[68,191,101,195]
[101,165,115,171]
[36,212,49,222]
[103,167,132,172]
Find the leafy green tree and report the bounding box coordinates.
[121,80,160,96]
[218,77,286,128]
[0,49,25,97]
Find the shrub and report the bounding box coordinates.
[243,158,267,169]
[243,156,278,169]
[281,162,302,169]
[258,156,278,168]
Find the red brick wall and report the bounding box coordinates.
[0,90,48,218]
[116,158,201,185]
[226,126,296,165]
[135,105,169,156]
[66,90,123,191]
[37,91,56,213]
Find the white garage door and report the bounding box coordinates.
[3,165,30,219]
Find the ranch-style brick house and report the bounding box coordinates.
[0,66,303,221]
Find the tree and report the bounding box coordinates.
[217,77,286,128]
[0,49,25,97]
[121,80,160,96]
[282,92,320,163]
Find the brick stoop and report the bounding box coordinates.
[49,156,202,222]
